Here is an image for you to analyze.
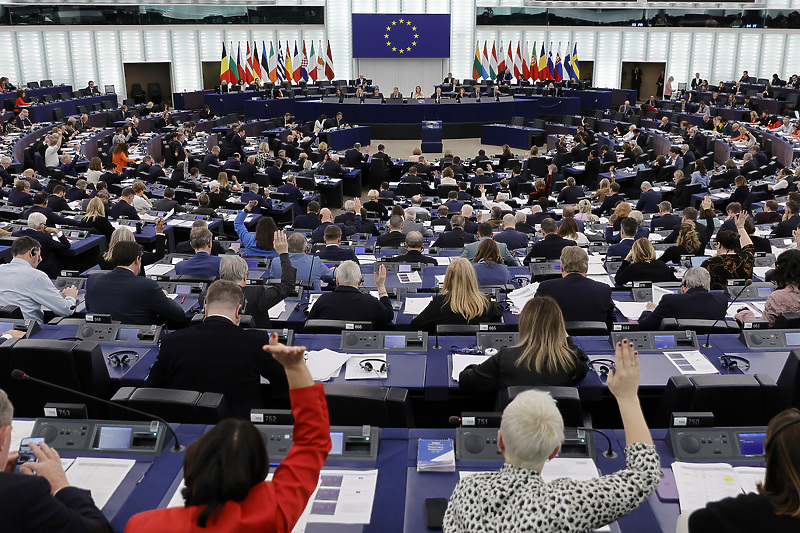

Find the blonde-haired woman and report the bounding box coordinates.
[458,295,589,398]
[217,171,241,193]
[255,141,271,168]
[575,199,598,223]
[97,223,166,274]
[410,257,502,332]
[658,197,715,263]
[591,178,611,203]
[363,189,383,214]
[79,197,113,240]
[86,157,104,185]
[131,181,151,211]
[615,238,677,285]
[673,169,689,209]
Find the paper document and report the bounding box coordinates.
[345,354,388,380]
[507,283,539,313]
[61,458,75,471]
[305,349,350,382]
[540,457,601,483]
[65,457,135,509]
[588,275,615,287]
[404,296,433,315]
[664,351,719,375]
[652,285,674,306]
[435,257,452,266]
[587,262,607,276]
[753,266,771,280]
[306,469,379,525]
[732,466,766,494]
[397,271,422,284]
[727,301,763,318]
[614,301,649,321]
[451,354,490,381]
[10,419,35,450]
[672,462,748,513]
[144,264,174,277]
[649,232,664,242]
[268,301,286,319]
[356,255,376,264]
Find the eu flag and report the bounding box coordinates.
[352,14,451,59]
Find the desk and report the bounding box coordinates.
[481,124,546,150]
[318,126,371,151]
[0,85,71,107]
[172,89,214,110]
[27,94,118,124]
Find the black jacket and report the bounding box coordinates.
[376,230,406,248]
[650,213,681,231]
[79,215,114,240]
[293,212,321,230]
[318,245,358,263]
[637,287,727,330]
[524,234,576,263]
[536,273,615,327]
[409,294,503,333]
[433,228,476,249]
[85,267,186,327]
[384,250,438,264]
[11,228,71,278]
[614,259,677,285]
[307,285,394,327]
[557,185,584,204]
[147,316,288,418]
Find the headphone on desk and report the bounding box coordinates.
[718,355,750,372]
[107,350,138,367]
[360,359,388,373]
[588,358,617,376]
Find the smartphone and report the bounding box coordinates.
[16,437,44,472]
[424,498,449,529]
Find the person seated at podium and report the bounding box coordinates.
[471,239,513,286]
[677,407,800,532]
[701,212,754,290]
[384,231,437,265]
[0,388,112,533]
[458,296,588,397]
[306,262,394,328]
[98,224,166,275]
[409,257,502,332]
[637,267,726,330]
[318,225,358,263]
[614,238,677,286]
[128,335,330,533]
[174,227,221,279]
[235,203,280,257]
[735,249,800,327]
[444,339,659,532]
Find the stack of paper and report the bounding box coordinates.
[305,349,350,381]
[356,255,376,264]
[507,283,539,313]
[404,296,433,315]
[664,351,719,375]
[144,264,174,277]
[65,457,135,509]
[652,285,675,306]
[397,271,422,284]
[268,301,286,319]
[451,354,490,381]
[727,301,763,319]
[672,462,765,512]
[614,301,650,320]
[417,439,456,472]
[435,256,452,266]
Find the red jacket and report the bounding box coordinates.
[125,384,331,533]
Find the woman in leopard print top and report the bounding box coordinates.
[443,340,660,533]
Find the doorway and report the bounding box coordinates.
[123,62,173,106]
[621,61,666,102]
[202,61,222,90]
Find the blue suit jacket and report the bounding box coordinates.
[174,251,221,278]
[536,273,615,327]
[493,228,530,250]
[606,238,635,258]
[637,288,727,330]
[318,245,358,263]
[636,189,663,214]
[241,191,272,210]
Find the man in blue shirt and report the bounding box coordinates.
[174,227,222,279]
[271,233,334,290]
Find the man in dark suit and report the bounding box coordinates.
[372,144,393,170]
[536,246,615,328]
[333,200,359,227]
[606,217,638,258]
[0,389,112,533]
[201,146,221,174]
[456,180,472,201]
[772,201,800,238]
[650,201,682,231]
[9,180,33,207]
[344,143,369,169]
[146,280,288,418]
[450,157,467,179]
[526,203,551,226]
[238,154,259,183]
[46,185,70,212]
[137,155,153,176]
[514,212,536,234]
[277,174,303,209]
[324,112,345,129]
[318,225,358,263]
[321,154,344,178]
[523,218,576,264]
[432,215,476,248]
[307,261,394,327]
[378,181,396,201]
[601,145,617,164]
[174,227,221,279]
[230,128,247,158]
[593,182,623,216]
[473,149,490,164]
[109,187,140,220]
[751,146,768,167]
[264,158,284,186]
[240,182,272,210]
[85,240,186,327]
[635,181,662,214]
[12,212,72,279]
[740,152,757,175]
[152,187,185,213]
[582,151,600,188]
[376,215,407,248]
[638,267,726,330]
[310,202,362,244]
[293,200,321,230]
[24,193,79,227]
[65,179,91,203]
[443,190,464,214]
[385,231,437,264]
[148,155,167,180]
[223,153,242,172]
[430,205,452,232]
[494,214,530,251]
[399,166,432,193]
[557,177,584,204]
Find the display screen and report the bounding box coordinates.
[757,287,772,298]
[355,247,365,254]
[116,328,141,341]
[246,260,258,268]
[554,264,561,271]
[175,284,192,294]
[399,264,411,272]
[384,335,406,349]
[0,321,14,334]
[97,427,132,449]
[690,256,705,268]
[654,334,676,349]
[786,332,800,346]
[738,432,766,456]
[330,432,344,455]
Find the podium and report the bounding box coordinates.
[421,121,442,153]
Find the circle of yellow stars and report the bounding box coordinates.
[384,18,418,54]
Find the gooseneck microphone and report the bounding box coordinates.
[578,427,618,459]
[11,369,184,452]
[703,279,752,349]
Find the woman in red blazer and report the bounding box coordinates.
[125,334,331,533]
[14,89,30,113]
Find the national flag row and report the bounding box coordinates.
[220,40,336,85]
[472,41,580,83]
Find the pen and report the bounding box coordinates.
[136,463,152,485]
[181,296,186,304]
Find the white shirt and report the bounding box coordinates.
[132,195,151,211]
[44,145,60,167]
[0,258,76,322]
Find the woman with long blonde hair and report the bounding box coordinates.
[410,257,502,332]
[79,197,114,240]
[615,238,677,285]
[98,223,166,273]
[458,296,589,398]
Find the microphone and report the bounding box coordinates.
[295,244,317,313]
[703,279,752,348]
[578,427,618,459]
[11,369,184,452]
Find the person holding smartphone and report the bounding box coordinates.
[0,388,111,533]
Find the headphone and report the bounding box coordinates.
[450,345,483,355]
[589,358,617,376]
[360,359,388,373]
[107,350,138,367]
[719,354,750,371]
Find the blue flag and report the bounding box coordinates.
[352,14,450,58]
